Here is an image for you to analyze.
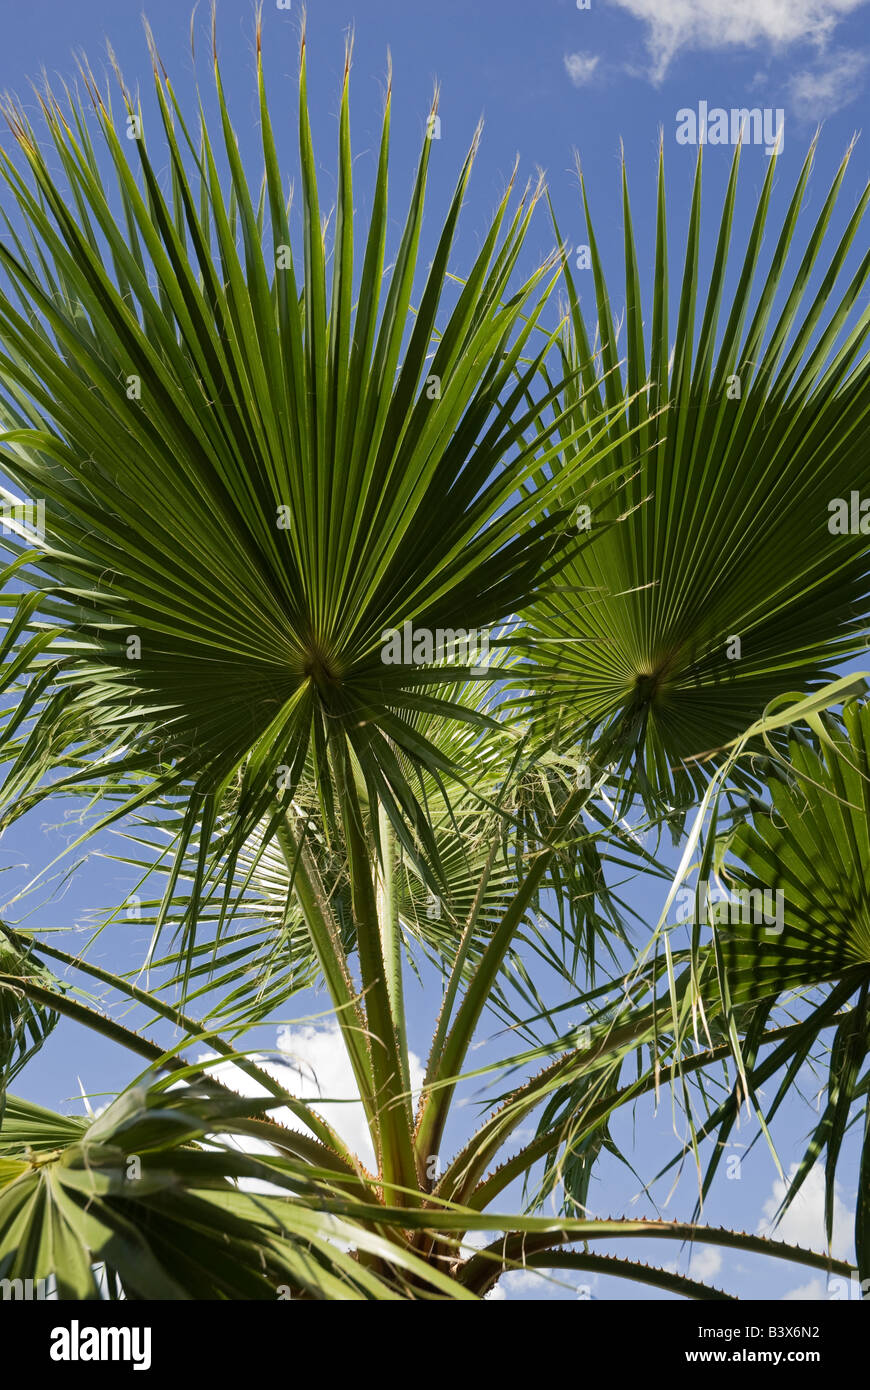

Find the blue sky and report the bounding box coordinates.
[0,0,868,1302]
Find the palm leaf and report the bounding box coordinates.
[0,922,60,1124]
[0,1076,473,1299]
[520,139,870,811]
[0,24,618,953]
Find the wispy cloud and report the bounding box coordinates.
[606,0,869,83]
[787,47,869,117]
[496,1266,599,1299]
[564,51,601,86]
[783,1277,829,1300]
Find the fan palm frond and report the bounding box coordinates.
[520,139,870,811]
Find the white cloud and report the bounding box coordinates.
[502,1268,549,1295]
[204,1021,424,1170]
[783,1277,828,1299]
[491,1266,598,1300]
[758,1162,854,1261]
[459,1227,499,1261]
[787,47,869,116]
[664,1244,723,1282]
[564,51,601,86]
[607,0,869,82]
[688,1245,723,1281]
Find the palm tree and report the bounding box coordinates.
[0,14,868,1299]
